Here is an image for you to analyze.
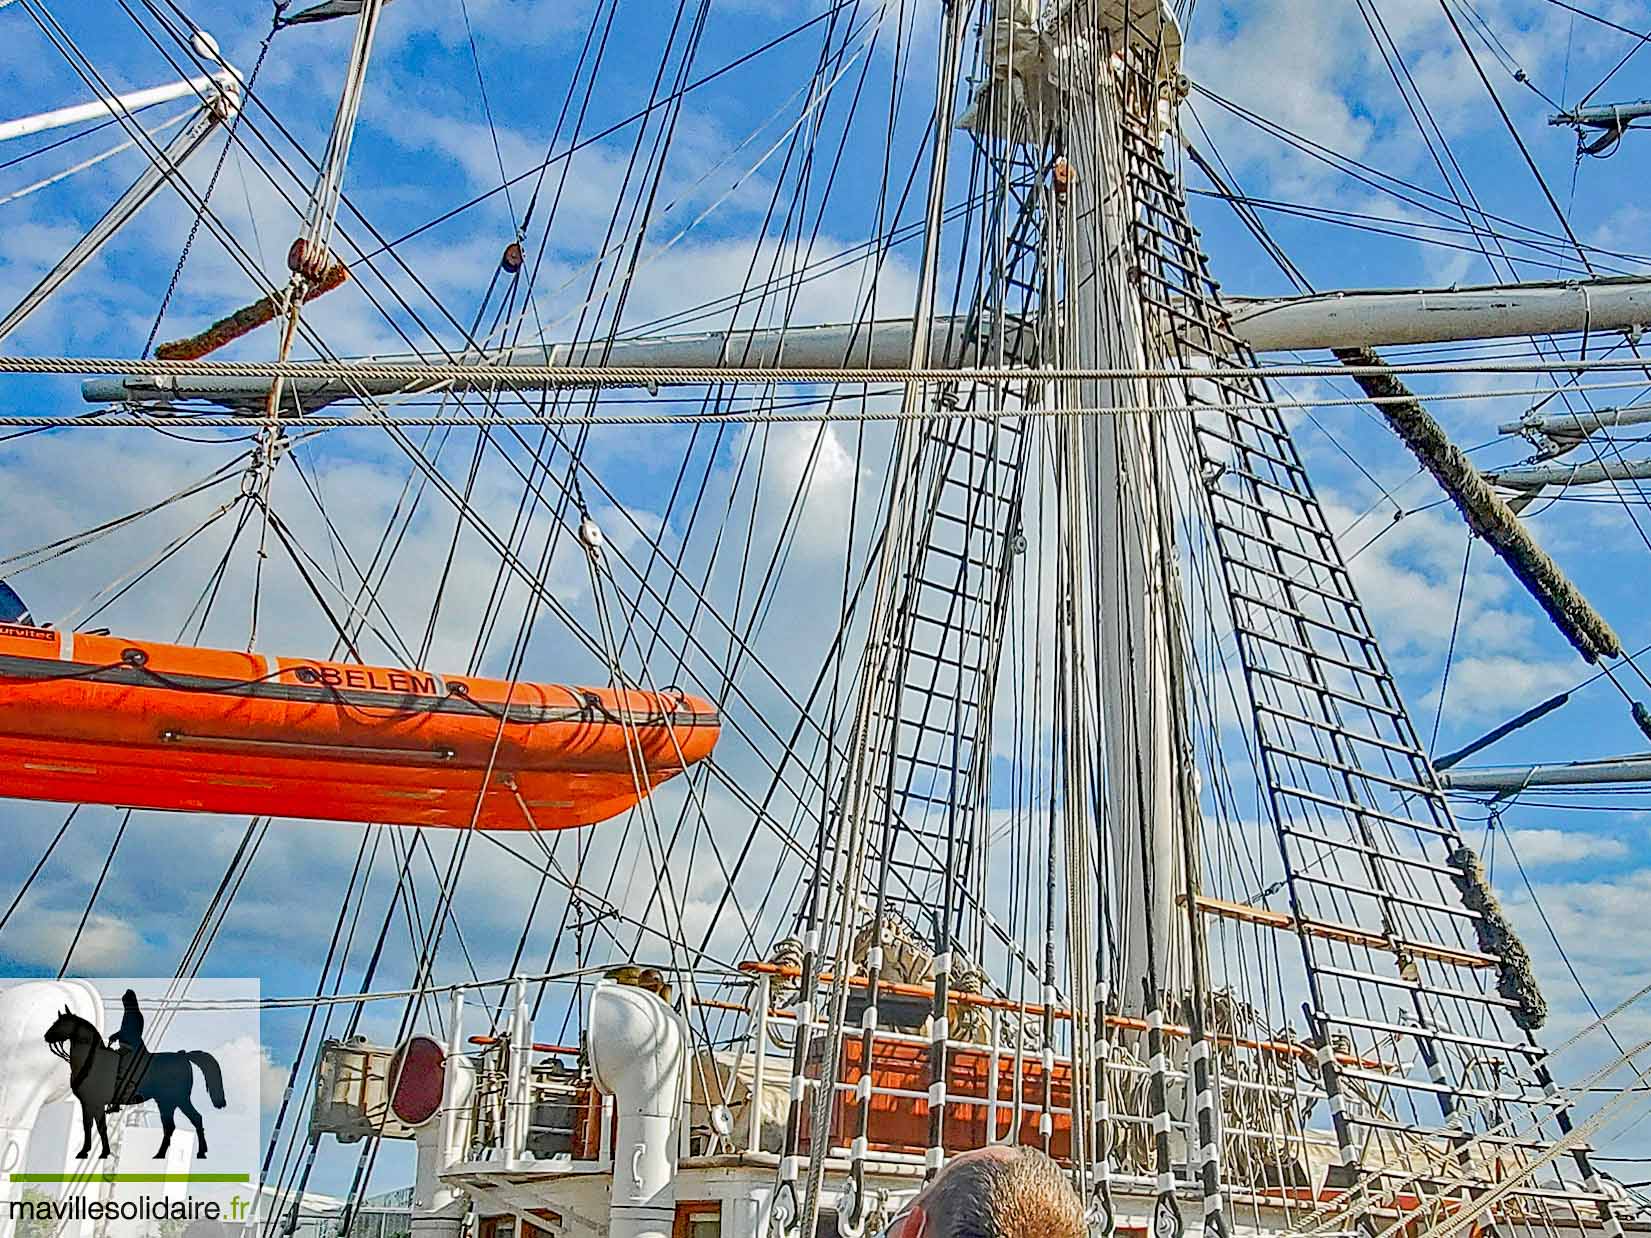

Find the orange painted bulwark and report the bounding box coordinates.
[0,624,719,830]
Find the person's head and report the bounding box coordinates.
[888,1146,1085,1238]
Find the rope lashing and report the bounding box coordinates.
[155,246,349,362]
[1334,345,1622,664]
[1632,700,1651,743]
[1445,841,1549,1031]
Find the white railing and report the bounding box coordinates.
[458,971,1326,1171]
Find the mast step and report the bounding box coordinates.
[1313,1008,1540,1056]
[1313,962,1521,1011]
[1211,518,1359,582]
[1182,894,1497,970]
[1216,553,1368,618]
[1290,870,1485,924]
[1266,740,1441,801]
[1254,701,1422,761]
[1208,485,1341,547]
[1271,782,1458,840]
[1193,422,1312,479]
[1276,825,1457,879]
[1249,664,1406,721]
[1232,625,1393,685]
[1233,590,1383,651]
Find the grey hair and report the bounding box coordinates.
[920,1148,1086,1238]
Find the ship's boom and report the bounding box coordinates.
[80,277,1651,408]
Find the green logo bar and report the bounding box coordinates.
[8,1173,252,1183]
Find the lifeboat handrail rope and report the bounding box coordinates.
[8,640,701,725]
[119,648,291,694]
[1,655,133,686]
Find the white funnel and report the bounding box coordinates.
[0,979,103,1205]
[411,1055,475,1238]
[587,981,687,1238]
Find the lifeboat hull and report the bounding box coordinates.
[0,624,719,830]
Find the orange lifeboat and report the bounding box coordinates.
[0,623,719,830]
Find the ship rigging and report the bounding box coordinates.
[3,1,1651,1237]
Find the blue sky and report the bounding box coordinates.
[2,0,1651,1201]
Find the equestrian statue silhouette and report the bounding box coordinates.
[42,990,227,1160]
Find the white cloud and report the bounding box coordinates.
[1434,653,1580,719]
[1313,494,1587,724]
[1501,827,1629,866]
[0,907,144,974]
[212,1034,292,1114]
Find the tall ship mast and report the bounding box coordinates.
[2,1,1651,1237]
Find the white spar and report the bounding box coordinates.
[0,72,239,144]
[1485,459,1651,490]
[1226,277,1651,352]
[80,278,1651,408]
[1438,753,1651,793]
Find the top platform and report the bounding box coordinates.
[1052,0,1183,72]
[958,0,1185,136]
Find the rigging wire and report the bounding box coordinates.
[56,809,130,978]
[1429,535,1474,755]
[0,806,80,939]
[12,0,1651,1214]
[353,0,866,263]
[1495,810,1631,1058]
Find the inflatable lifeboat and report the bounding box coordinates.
[0,623,719,830]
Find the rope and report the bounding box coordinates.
[32,375,1651,426]
[143,23,277,357]
[24,354,1651,381]
[0,107,192,209]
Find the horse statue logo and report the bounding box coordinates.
[42,989,227,1160]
